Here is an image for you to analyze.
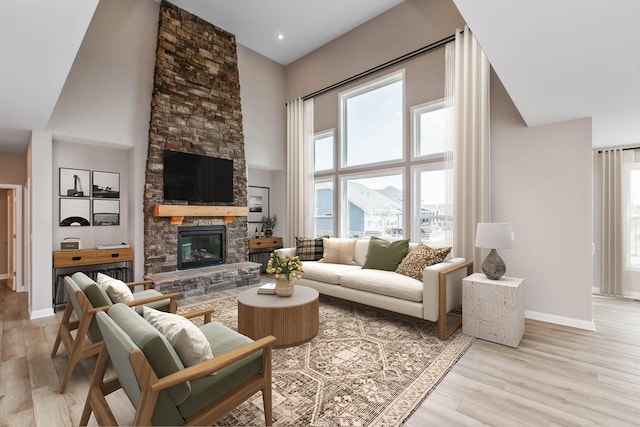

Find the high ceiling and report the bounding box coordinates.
[1,0,639,153]
[453,0,640,148]
[167,0,405,66]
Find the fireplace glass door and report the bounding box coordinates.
[177,225,225,270]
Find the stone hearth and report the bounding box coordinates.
[146,262,261,300]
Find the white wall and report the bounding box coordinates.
[52,140,129,249]
[46,0,159,279]
[491,72,594,329]
[237,45,286,171]
[29,132,54,319]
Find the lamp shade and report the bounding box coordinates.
[475,223,512,249]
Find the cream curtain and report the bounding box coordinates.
[286,98,314,246]
[599,148,632,296]
[446,26,491,268]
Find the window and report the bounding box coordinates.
[312,69,449,241]
[413,166,451,245]
[342,173,403,238]
[413,100,447,158]
[314,131,333,172]
[341,72,403,167]
[314,180,334,237]
[627,165,640,269]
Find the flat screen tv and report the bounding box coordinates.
[163,150,234,202]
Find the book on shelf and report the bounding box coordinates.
[257,282,276,294]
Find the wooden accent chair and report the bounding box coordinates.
[81,303,276,426]
[50,272,208,393]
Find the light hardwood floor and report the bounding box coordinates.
[1,280,639,426]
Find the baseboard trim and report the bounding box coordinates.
[30,307,55,320]
[0,273,8,280]
[525,310,595,331]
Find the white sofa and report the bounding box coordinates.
[278,238,473,340]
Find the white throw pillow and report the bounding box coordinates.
[142,306,214,367]
[96,272,134,303]
[318,238,357,265]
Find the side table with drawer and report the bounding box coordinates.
[248,237,283,273]
[462,273,524,347]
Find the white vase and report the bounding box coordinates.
[275,277,294,297]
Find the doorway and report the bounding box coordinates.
[0,184,23,292]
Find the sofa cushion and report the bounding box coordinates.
[339,269,424,302]
[295,236,324,261]
[362,236,409,271]
[319,238,357,265]
[300,261,362,285]
[353,238,371,266]
[395,243,452,280]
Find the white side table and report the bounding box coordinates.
[462,273,524,348]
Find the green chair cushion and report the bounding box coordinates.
[67,272,111,342]
[132,289,172,314]
[107,303,191,406]
[177,322,263,420]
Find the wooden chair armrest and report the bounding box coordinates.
[181,307,215,324]
[126,280,154,290]
[151,335,276,392]
[123,292,180,309]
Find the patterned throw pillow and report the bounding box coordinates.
[296,237,324,261]
[395,243,452,280]
[318,238,357,265]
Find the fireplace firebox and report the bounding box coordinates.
[177,225,225,270]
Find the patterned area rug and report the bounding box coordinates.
[178,293,474,426]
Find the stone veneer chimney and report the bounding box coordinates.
[144,1,247,274]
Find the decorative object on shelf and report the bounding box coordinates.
[59,168,90,197]
[475,222,512,280]
[262,215,277,237]
[266,250,303,297]
[248,185,269,223]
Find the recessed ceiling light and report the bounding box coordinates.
[277,34,284,40]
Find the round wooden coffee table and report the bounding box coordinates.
[237,285,319,348]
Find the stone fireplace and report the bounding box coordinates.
[177,225,225,270]
[143,1,250,277]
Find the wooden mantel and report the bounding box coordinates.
[154,205,248,225]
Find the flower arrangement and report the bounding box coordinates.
[266,250,303,281]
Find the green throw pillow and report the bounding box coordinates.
[362,236,409,271]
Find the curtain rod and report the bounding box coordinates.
[597,146,640,153]
[301,33,457,101]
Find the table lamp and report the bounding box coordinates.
[475,223,512,280]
